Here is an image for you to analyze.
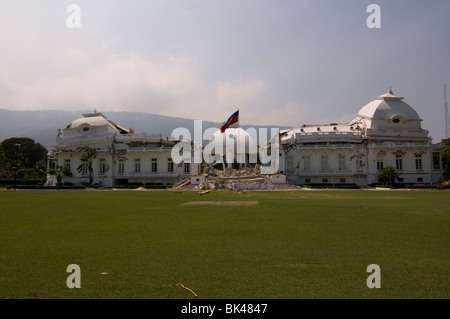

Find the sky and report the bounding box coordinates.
[0,0,449,142]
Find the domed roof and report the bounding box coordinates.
[64,111,130,134]
[357,88,421,121]
[66,113,110,129]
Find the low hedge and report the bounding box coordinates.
[6,185,86,190]
[0,179,45,186]
[301,183,360,189]
[113,184,173,189]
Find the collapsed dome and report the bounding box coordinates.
[66,114,110,129]
[62,112,130,138]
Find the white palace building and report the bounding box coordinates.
[47,112,199,188]
[47,89,443,188]
[278,89,443,186]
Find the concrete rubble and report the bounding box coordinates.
[172,164,284,191]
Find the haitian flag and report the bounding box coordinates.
[220,110,239,133]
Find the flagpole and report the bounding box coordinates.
[237,109,240,190]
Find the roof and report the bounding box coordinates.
[280,121,363,144]
[67,115,110,129]
[65,112,130,134]
[357,88,421,121]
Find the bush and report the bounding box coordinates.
[377,166,399,186]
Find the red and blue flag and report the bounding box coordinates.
[220,110,239,133]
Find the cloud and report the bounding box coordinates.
[1,52,200,109]
[0,50,268,124]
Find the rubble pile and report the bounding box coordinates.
[204,165,274,191]
[172,164,276,191]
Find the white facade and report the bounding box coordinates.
[47,112,198,187]
[279,89,443,186]
[47,89,443,188]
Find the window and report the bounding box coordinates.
[64,159,71,174]
[151,158,158,173]
[184,162,190,174]
[392,118,400,124]
[167,158,174,173]
[118,159,125,175]
[340,178,346,183]
[376,154,384,171]
[303,156,311,171]
[135,158,141,173]
[417,177,423,182]
[396,154,403,170]
[356,155,364,172]
[322,178,328,183]
[305,178,311,184]
[321,155,328,171]
[415,154,423,170]
[338,155,346,171]
[99,158,106,175]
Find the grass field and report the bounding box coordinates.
[0,189,449,299]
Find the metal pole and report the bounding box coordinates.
[445,84,449,139]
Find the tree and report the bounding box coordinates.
[441,138,450,181]
[77,148,97,187]
[0,137,47,179]
[0,144,7,178]
[378,166,399,186]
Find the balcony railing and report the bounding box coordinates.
[125,171,180,178]
[127,146,174,152]
[298,169,354,176]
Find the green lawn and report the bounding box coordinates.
[0,189,449,299]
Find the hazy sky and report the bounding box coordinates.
[0,0,449,142]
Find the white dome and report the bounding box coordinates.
[67,115,110,129]
[357,89,421,121]
[63,112,130,137]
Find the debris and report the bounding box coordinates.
[176,283,197,297]
[190,165,274,191]
[173,164,296,191]
[197,190,210,195]
[171,178,191,190]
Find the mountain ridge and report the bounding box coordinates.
[0,109,291,150]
